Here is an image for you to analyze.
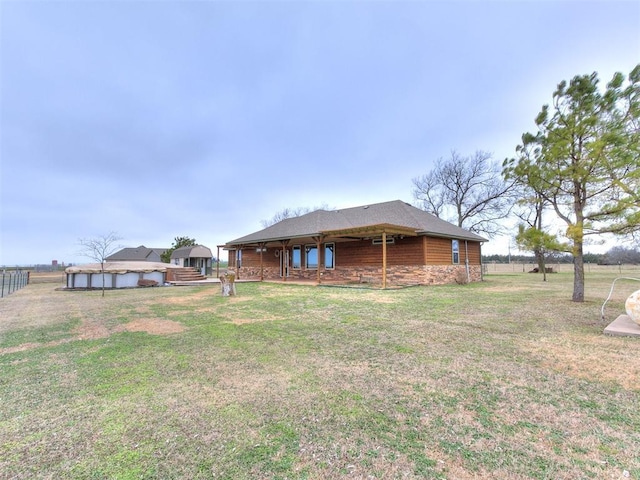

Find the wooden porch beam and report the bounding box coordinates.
[281,241,287,281]
[382,231,387,289]
[259,242,265,281]
[314,236,323,285]
[321,223,418,238]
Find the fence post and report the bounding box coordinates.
[1,273,4,298]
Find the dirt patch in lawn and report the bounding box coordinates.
[1,315,185,355]
[113,318,186,335]
[157,288,219,305]
[72,315,186,340]
[229,317,271,325]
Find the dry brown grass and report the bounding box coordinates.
[0,284,188,353]
[523,333,640,390]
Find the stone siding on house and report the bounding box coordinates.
[233,264,482,286]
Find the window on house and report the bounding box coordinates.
[236,249,242,268]
[452,239,459,264]
[305,245,318,269]
[292,245,301,269]
[325,243,335,269]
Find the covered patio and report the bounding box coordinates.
[219,223,419,289]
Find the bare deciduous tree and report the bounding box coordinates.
[412,150,516,237]
[507,140,554,272]
[601,246,640,265]
[261,204,332,228]
[77,232,123,297]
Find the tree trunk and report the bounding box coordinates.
[572,183,585,302]
[572,242,585,302]
[101,263,105,298]
[541,253,547,282]
[534,248,545,273]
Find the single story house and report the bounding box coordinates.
[106,246,166,263]
[171,245,214,275]
[222,200,487,288]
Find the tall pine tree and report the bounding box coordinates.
[505,65,640,301]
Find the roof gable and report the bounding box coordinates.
[226,200,487,245]
[106,246,167,261]
[170,245,213,259]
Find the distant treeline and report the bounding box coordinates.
[0,264,70,272]
[483,254,595,264]
[483,246,640,265]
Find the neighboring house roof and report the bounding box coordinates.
[106,246,167,261]
[226,200,487,246]
[170,245,213,259]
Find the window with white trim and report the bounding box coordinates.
[292,245,301,269]
[452,239,459,264]
[325,243,335,269]
[305,245,318,269]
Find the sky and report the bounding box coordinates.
[1,0,639,266]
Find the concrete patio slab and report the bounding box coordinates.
[604,314,640,337]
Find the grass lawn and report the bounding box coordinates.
[1,269,640,479]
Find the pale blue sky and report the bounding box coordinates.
[1,0,639,265]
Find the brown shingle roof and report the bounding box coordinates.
[106,246,166,261]
[170,245,213,259]
[226,200,487,246]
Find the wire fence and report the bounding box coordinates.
[483,262,640,275]
[1,271,30,298]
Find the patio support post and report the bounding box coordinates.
[282,242,287,281]
[382,231,387,289]
[216,246,220,278]
[259,243,264,281]
[316,236,322,285]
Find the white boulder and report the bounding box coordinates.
[625,290,640,325]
